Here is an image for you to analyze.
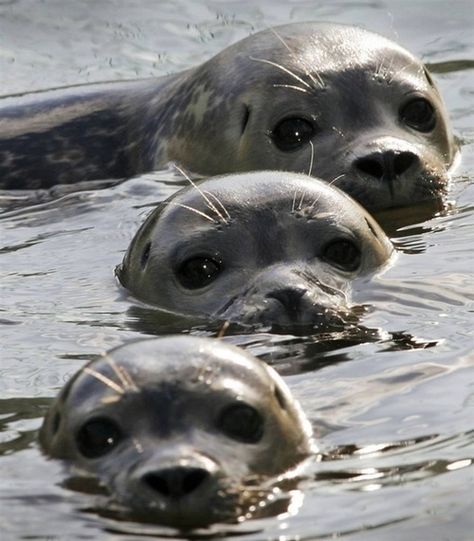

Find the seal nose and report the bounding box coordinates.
[266,286,307,316]
[355,151,418,181]
[143,466,210,499]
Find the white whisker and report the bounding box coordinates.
[298,190,306,210]
[269,27,325,90]
[291,189,298,213]
[249,56,311,89]
[173,164,228,223]
[203,190,231,221]
[217,320,230,339]
[83,367,125,395]
[309,174,345,209]
[165,201,217,223]
[308,140,315,176]
[273,83,309,94]
[104,355,138,391]
[328,173,345,187]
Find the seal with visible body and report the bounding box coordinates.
[116,171,394,331]
[0,23,455,210]
[40,336,314,529]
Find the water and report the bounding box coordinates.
[0,0,473,539]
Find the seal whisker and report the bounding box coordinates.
[217,320,230,338]
[173,164,228,224]
[272,83,309,94]
[249,56,311,89]
[83,367,125,395]
[165,201,218,224]
[388,59,416,83]
[104,355,138,391]
[298,190,306,211]
[203,190,232,221]
[308,174,345,209]
[291,189,298,213]
[268,27,325,90]
[308,141,315,177]
[328,173,346,187]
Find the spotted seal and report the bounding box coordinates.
[40,336,314,528]
[0,23,455,210]
[116,171,394,331]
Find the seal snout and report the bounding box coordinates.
[143,466,210,499]
[266,286,308,319]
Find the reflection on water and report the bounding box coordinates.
[1,0,473,539]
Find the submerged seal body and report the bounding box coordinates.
[40,336,314,528]
[116,171,393,331]
[0,23,455,210]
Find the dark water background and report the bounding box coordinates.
[0,1,473,539]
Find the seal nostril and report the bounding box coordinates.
[145,472,170,496]
[355,157,384,180]
[267,287,307,311]
[182,468,209,494]
[394,152,416,175]
[144,467,209,499]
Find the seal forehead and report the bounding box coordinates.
[99,336,278,392]
[261,22,414,67]
[178,172,348,212]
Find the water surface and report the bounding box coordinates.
[0,1,473,540]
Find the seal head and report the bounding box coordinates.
[40,336,314,528]
[117,171,393,331]
[162,23,455,211]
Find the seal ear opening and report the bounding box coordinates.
[51,411,61,435]
[274,385,288,411]
[364,217,379,239]
[241,104,251,135]
[141,241,151,269]
[423,66,435,87]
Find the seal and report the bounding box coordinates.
[0,23,455,210]
[116,171,394,331]
[40,336,314,528]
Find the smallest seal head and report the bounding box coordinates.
[117,171,394,332]
[40,336,314,529]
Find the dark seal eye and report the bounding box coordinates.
[177,257,222,289]
[322,239,361,272]
[76,417,123,458]
[217,403,264,444]
[400,98,436,132]
[271,117,315,151]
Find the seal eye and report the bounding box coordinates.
[322,239,361,272]
[218,403,264,444]
[400,98,436,132]
[76,417,123,458]
[177,257,222,289]
[271,117,315,151]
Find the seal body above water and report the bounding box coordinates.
[116,171,394,331]
[0,22,456,211]
[40,336,314,528]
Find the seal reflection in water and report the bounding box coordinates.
[117,172,394,332]
[0,23,455,211]
[40,336,314,529]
